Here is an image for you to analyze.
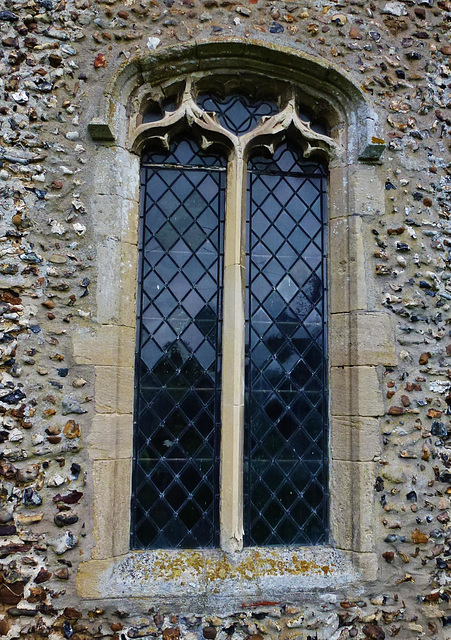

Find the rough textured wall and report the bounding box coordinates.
[0,0,451,638]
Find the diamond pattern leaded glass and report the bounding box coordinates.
[244,143,328,546]
[131,138,226,549]
[197,94,279,136]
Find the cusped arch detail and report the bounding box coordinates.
[88,38,384,163]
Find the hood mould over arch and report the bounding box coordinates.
[87,39,385,164]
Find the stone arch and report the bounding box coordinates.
[88,39,384,163]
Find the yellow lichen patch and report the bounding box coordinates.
[151,551,204,580]
[201,551,338,582]
[205,555,238,582]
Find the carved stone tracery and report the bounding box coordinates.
[130,75,341,163]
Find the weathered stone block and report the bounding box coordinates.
[350,164,385,216]
[330,216,367,313]
[92,458,132,560]
[93,145,140,201]
[329,165,347,220]
[92,194,139,245]
[88,414,133,461]
[345,551,379,582]
[330,312,396,366]
[96,239,137,328]
[95,366,134,414]
[330,366,384,417]
[88,120,115,141]
[331,460,375,553]
[72,325,135,367]
[331,416,381,462]
[77,560,110,599]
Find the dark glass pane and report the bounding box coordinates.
[131,138,225,549]
[250,144,327,176]
[197,94,278,135]
[244,142,328,546]
[142,138,225,168]
[142,97,177,124]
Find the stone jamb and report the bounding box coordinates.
[74,40,394,604]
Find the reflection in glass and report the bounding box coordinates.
[131,138,225,549]
[245,143,328,546]
[197,94,278,135]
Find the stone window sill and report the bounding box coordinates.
[77,546,365,610]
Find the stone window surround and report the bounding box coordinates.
[74,40,396,609]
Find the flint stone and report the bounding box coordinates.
[0,543,32,558]
[62,396,87,415]
[382,2,408,15]
[34,568,52,584]
[64,607,82,619]
[7,607,37,617]
[16,465,40,484]
[431,422,448,437]
[51,530,78,554]
[0,11,19,21]
[128,625,159,638]
[55,567,70,579]
[0,389,26,405]
[0,525,16,536]
[23,488,43,507]
[363,624,385,640]
[11,91,29,105]
[54,511,79,527]
[0,509,13,523]
[53,490,83,504]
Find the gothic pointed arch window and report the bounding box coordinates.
[130,78,334,551]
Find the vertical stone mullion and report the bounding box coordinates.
[220,146,246,552]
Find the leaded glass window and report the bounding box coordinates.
[131,84,332,550]
[131,139,225,548]
[245,144,328,546]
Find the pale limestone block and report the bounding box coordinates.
[224,156,246,268]
[329,215,367,314]
[329,165,348,220]
[91,194,139,245]
[359,216,382,313]
[331,459,375,553]
[95,366,134,414]
[220,403,244,552]
[96,239,137,327]
[113,458,132,556]
[72,325,135,367]
[76,559,110,598]
[88,414,133,461]
[118,241,138,328]
[342,551,379,582]
[331,416,380,462]
[94,145,140,201]
[330,366,384,417]
[122,197,139,245]
[329,165,385,218]
[96,238,122,326]
[92,458,132,560]
[92,459,114,559]
[350,164,385,216]
[329,312,396,367]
